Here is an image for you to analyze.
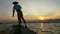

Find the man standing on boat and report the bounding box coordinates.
[12,1,27,27]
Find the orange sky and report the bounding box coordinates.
[0,0,60,21]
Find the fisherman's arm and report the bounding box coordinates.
[18,5,22,9]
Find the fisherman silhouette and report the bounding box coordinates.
[12,1,27,28]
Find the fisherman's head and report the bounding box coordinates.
[12,1,19,5]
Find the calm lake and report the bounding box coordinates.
[0,22,60,34]
[26,22,60,34]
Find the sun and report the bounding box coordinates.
[38,16,50,20]
[39,17,44,20]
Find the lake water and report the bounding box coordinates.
[0,22,60,34]
[26,23,60,34]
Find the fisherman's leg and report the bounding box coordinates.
[18,17,21,25]
[21,16,27,28]
[21,17,26,23]
[17,14,21,25]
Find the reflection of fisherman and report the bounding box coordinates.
[12,1,27,27]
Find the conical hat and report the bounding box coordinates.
[12,1,18,4]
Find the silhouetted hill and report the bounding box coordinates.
[43,19,60,23]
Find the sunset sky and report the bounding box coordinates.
[0,0,60,21]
